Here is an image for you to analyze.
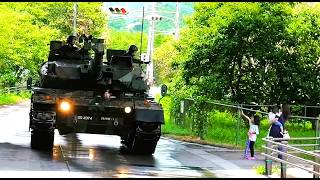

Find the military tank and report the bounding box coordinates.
[28,35,167,154]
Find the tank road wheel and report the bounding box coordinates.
[120,132,135,154]
[120,123,161,155]
[130,137,158,155]
[31,130,54,151]
[121,133,159,155]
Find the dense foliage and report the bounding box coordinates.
[153,2,320,134]
[106,29,148,54]
[155,2,320,105]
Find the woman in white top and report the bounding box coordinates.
[240,110,260,160]
[268,105,283,134]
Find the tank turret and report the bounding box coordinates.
[39,35,148,95]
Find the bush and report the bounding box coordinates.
[0,91,31,105]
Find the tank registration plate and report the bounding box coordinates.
[77,115,93,120]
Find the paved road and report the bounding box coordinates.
[0,101,270,178]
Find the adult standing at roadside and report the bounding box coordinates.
[268,104,291,159]
[268,104,290,138]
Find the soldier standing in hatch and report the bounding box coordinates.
[123,45,148,83]
[123,45,142,64]
[59,35,82,59]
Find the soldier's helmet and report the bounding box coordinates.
[67,35,77,45]
[128,45,138,54]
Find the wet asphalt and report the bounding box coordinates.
[0,101,265,178]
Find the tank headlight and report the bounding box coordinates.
[124,107,132,114]
[59,101,71,112]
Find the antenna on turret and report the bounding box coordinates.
[139,6,144,58]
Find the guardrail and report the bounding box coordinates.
[262,137,320,178]
[0,85,29,94]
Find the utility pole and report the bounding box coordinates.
[146,2,157,86]
[140,6,145,59]
[73,2,78,36]
[175,2,180,39]
[145,2,179,86]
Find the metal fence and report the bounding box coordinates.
[172,98,320,149]
[0,85,29,94]
[262,137,320,178]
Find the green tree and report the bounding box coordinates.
[154,2,320,130]
[5,2,107,38]
[106,29,148,54]
[0,4,58,86]
[173,2,320,107]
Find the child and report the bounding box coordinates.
[240,109,260,160]
[268,106,283,135]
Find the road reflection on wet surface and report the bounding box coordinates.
[54,133,207,178]
[0,101,262,178]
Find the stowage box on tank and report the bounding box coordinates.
[28,35,167,154]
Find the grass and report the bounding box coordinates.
[0,91,31,105]
[254,165,280,175]
[162,122,194,136]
